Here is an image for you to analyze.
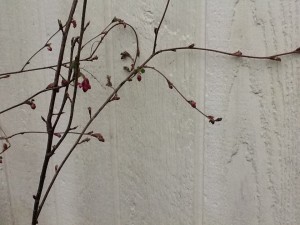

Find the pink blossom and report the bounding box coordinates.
[78,77,91,92]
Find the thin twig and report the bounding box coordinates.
[81,21,113,50]
[37,50,155,220]
[0,85,67,115]
[156,46,300,61]
[20,25,66,71]
[52,38,77,129]
[152,0,171,54]
[144,66,208,117]
[0,131,92,141]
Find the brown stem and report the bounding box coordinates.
[144,66,208,117]
[152,0,171,54]
[81,21,113,50]
[20,25,66,71]
[36,0,88,218]
[50,0,88,156]
[0,85,66,115]
[37,52,155,219]
[31,1,78,224]
[1,46,298,79]
[0,131,92,141]
[0,59,85,78]
[156,46,299,60]
[52,38,77,129]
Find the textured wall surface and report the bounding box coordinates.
[0,0,299,225]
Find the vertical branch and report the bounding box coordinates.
[52,38,77,129]
[50,0,88,156]
[36,0,89,218]
[31,1,78,224]
[152,0,171,54]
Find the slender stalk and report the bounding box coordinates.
[31,1,78,224]
[20,25,66,71]
[152,0,171,54]
[144,66,208,117]
[50,0,88,156]
[0,131,91,141]
[0,85,65,115]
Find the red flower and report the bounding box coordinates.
[78,77,91,92]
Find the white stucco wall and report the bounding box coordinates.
[0,0,300,225]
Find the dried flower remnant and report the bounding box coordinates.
[71,18,77,28]
[233,50,242,57]
[91,133,105,142]
[270,56,281,61]
[61,79,68,86]
[123,66,130,72]
[207,115,222,124]
[88,107,92,119]
[294,47,300,53]
[46,43,52,51]
[106,75,112,87]
[79,137,91,144]
[26,99,36,110]
[167,80,173,89]
[46,83,55,89]
[111,94,120,101]
[120,51,131,60]
[2,143,8,152]
[54,133,62,138]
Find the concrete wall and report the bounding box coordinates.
[0,0,300,225]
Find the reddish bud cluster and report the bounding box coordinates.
[78,77,91,92]
[233,50,242,57]
[61,79,69,86]
[46,82,55,89]
[26,99,36,110]
[46,43,52,51]
[71,18,77,28]
[31,103,36,109]
[54,133,62,138]
[188,100,197,108]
